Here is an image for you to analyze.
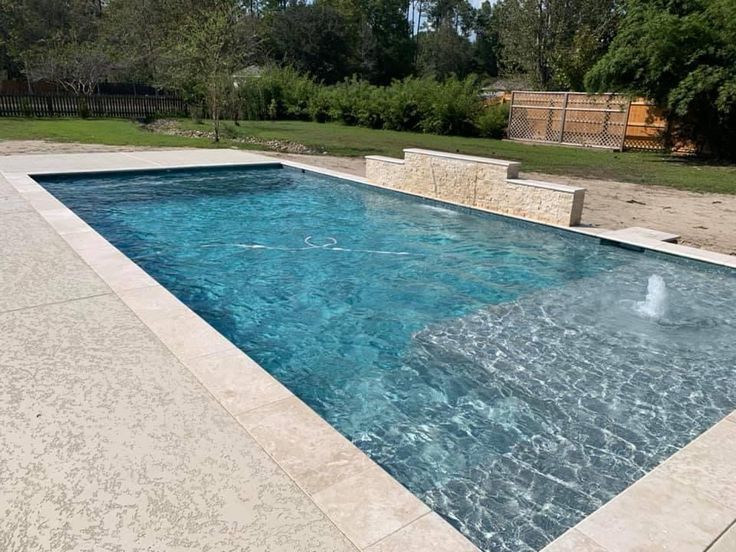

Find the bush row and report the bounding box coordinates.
[234,66,509,139]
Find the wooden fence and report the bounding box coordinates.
[0,94,188,118]
[623,99,668,151]
[507,91,668,152]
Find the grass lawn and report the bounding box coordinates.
[0,118,215,149]
[1,117,735,194]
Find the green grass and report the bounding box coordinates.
[2,117,735,194]
[0,118,218,149]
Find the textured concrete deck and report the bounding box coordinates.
[0,153,357,550]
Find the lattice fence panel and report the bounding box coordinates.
[563,94,628,148]
[508,92,630,150]
[507,92,565,142]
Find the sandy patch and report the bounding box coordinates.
[0,140,161,155]
[525,172,736,256]
[268,152,367,177]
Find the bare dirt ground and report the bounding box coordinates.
[3,140,734,255]
[525,172,736,255]
[0,140,160,154]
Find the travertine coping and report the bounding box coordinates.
[542,414,736,552]
[402,148,522,169]
[506,177,585,194]
[597,230,736,269]
[601,226,681,244]
[709,520,736,552]
[365,148,585,226]
[365,155,406,165]
[3,149,736,552]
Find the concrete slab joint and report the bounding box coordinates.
[365,148,586,226]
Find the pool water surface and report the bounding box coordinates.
[38,166,736,551]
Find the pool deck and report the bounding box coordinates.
[1,149,735,552]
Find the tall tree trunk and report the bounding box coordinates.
[211,87,220,142]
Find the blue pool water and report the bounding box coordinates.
[39,166,736,551]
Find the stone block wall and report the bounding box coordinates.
[365,148,585,226]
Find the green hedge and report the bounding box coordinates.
[235,66,508,138]
[236,66,318,120]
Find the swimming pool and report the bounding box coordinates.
[38,165,736,552]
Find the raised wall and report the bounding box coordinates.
[365,148,585,226]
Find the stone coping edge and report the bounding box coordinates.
[365,155,405,165]
[402,148,522,168]
[506,177,585,194]
[3,166,480,552]
[541,413,736,552]
[26,160,282,176]
[597,231,736,269]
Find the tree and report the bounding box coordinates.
[102,0,186,85]
[412,0,477,80]
[471,0,500,78]
[585,0,736,158]
[0,0,101,85]
[495,0,617,90]
[416,23,473,79]
[315,0,414,84]
[426,0,475,34]
[261,3,354,83]
[355,0,415,84]
[162,0,259,141]
[24,38,113,95]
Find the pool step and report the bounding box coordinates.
[600,226,681,244]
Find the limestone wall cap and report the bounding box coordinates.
[507,178,586,194]
[364,155,405,164]
[402,148,522,168]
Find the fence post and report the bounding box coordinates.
[559,92,569,143]
[507,91,515,136]
[620,98,632,151]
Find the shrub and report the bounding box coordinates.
[237,80,268,120]
[237,65,318,120]
[419,76,484,136]
[191,104,205,124]
[220,122,239,139]
[324,78,387,128]
[20,98,34,118]
[77,97,90,119]
[235,66,492,139]
[475,103,510,138]
[307,88,333,123]
[317,75,485,136]
[381,77,431,132]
